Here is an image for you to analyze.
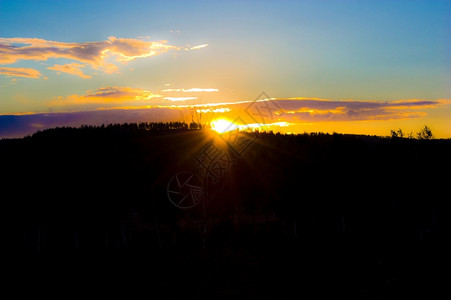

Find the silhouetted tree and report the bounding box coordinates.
[391,126,434,140]
[390,129,404,138]
[417,125,434,140]
[189,122,200,130]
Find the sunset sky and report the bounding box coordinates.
[1,0,450,138]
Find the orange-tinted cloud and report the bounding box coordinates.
[163,97,198,102]
[0,66,41,78]
[241,98,450,122]
[47,63,91,78]
[161,88,218,92]
[3,97,450,138]
[152,97,449,123]
[0,36,179,74]
[52,86,162,106]
[106,36,177,62]
[48,87,450,126]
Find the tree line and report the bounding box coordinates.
[390,125,434,140]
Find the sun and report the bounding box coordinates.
[210,118,237,133]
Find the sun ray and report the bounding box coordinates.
[210,118,238,133]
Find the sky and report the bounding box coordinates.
[0,0,450,138]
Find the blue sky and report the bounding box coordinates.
[0,0,450,137]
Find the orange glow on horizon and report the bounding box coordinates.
[211,118,291,134]
[211,119,237,133]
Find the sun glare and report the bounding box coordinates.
[211,119,237,133]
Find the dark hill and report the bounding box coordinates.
[2,124,450,297]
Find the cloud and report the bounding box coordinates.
[196,107,231,113]
[163,97,198,102]
[0,36,179,74]
[83,86,162,100]
[244,98,450,122]
[2,97,449,139]
[106,36,177,62]
[181,88,218,92]
[0,66,41,78]
[189,44,208,50]
[52,86,162,106]
[161,88,218,92]
[152,97,449,123]
[0,108,185,138]
[47,63,91,78]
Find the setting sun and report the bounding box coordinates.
[211,119,237,133]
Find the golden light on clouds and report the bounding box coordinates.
[0,36,209,78]
[163,97,198,102]
[161,88,219,93]
[51,86,162,106]
[0,66,41,78]
[47,63,91,78]
[196,108,231,113]
[47,85,450,128]
[103,37,178,62]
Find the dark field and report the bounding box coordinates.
[2,124,450,298]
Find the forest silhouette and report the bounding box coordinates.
[2,122,449,297]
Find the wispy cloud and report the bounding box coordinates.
[189,44,208,50]
[268,98,450,122]
[150,97,449,123]
[0,36,179,75]
[52,86,162,106]
[2,97,450,138]
[47,63,91,78]
[161,88,218,93]
[0,66,41,78]
[163,97,198,102]
[50,89,449,122]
